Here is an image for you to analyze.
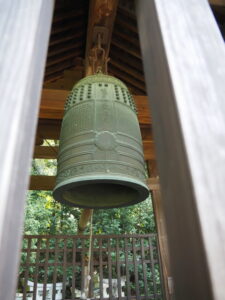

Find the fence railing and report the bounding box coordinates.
[17,234,163,300]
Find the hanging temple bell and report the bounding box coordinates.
[53,73,149,208]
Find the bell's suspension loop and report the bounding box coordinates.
[89,33,110,75]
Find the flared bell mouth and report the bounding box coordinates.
[53,175,149,209]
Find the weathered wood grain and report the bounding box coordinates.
[0,1,54,300]
[137,0,225,299]
[85,0,118,75]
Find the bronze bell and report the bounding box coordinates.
[53,73,149,208]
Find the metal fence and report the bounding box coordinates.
[17,234,163,300]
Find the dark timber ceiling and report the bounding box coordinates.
[44,0,89,83]
[43,0,225,95]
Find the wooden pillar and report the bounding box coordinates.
[147,161,173,300]
[137,0,225,299]
[78,209,93,234]
[0,2,54,300]
[152,189,174,300]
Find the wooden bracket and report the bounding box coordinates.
[93,26,109,45]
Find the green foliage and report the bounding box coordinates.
[92,199,155,235]
[24,192,155,235]
[24,190,80,235]
[24,158,80,235]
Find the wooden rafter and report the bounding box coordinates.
[109,59,145,82]
[84,0,118,75]
[51,21,85,35]
[109,64,146,93]
[49,31,84,47]
[111,39,142,59]
[110,46,143,70]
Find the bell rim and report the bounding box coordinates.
[53,175,149,209]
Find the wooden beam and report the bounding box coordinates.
[29,175,56,191]
[36,119,154,145]
[147,177,160,191]
[29,175,159,191]
[36,119,62,140]
[78,209,93,234]
[209,0,225,6]
[33,141,155,160]
[39,89,68,119]
[137,0,225,299]
[39,89,152,125]
[0,2,54,299]
[85,0,118,75]
[147,160,158,177]
[33,146,58,159]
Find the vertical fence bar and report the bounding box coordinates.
[108,238,113,300]
[62,238,67,299]
[89,236,94,298]
[116,238,122,300]
[71,237,77,300]
[42,239,50,300]
[141,238,148,299]
[52,238,59,300]
[81,238,85,296]
[33,238,41,300]
[124,237,131,300]
[148,237,157,296]
[132,238,140,300]
[23,238,31,300]
[99,238,103,300]
[156,237,166,300]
